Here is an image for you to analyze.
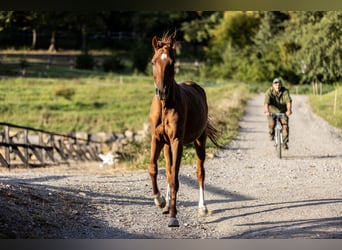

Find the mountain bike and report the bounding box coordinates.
[271,113,287,159]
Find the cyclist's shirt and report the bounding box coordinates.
[264,86,292,113]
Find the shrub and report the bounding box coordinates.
[0,62,17,75]
[75,54,95,70]
[102,56,125,72]
[132,42,149,73]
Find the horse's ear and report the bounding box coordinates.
[171,31,177,49]
[152,36,158,50]
[171,31,177,40]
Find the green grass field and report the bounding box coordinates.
[309,86,342,130]
[0,75,152,133]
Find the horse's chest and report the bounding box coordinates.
[155,110,182,142]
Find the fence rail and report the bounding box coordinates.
[0,122,103,168]
[0,52,106,70]
[0,52,202,74]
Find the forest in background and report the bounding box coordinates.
[0,11,341,84]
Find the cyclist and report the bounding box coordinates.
[264,78,292,149]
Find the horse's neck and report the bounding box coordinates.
[167,80,179,104]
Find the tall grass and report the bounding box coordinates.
[309,85,342,130]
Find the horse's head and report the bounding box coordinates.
[151,32,176,101]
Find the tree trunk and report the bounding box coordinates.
[31,28,37,49]
[48,31,57,52]
[81,25,88,53]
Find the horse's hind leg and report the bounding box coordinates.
[148,139,166,208]
[194,133,209,217]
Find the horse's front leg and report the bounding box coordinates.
[162,145,172,214]
[167,138,182,227]
[148,138,166,208]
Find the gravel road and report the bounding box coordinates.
[0,94,341,239]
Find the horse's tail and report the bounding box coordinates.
[207,117,225,149]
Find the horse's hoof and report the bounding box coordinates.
[162,205,170,214]
[168,217,179,227]
[154,195,166,208]
[198,206,209,217]
[162,202,170,214]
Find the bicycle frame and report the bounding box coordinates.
[272,113,286,159]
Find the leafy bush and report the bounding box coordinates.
[0,62,17,75]
[102,56,125,72]
[132,41,149,73]
[19,59,29,69]
[75,54,95,70]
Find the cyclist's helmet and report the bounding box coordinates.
[273,78,282,84]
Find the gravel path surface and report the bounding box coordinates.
[1,94,341,239]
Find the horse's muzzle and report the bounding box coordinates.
[155,86,169,100]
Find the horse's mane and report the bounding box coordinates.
[157,31,176,49]
[161,31,175,43]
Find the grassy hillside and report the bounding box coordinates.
[309,85,342,130]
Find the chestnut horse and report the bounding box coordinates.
[147,32,222,227]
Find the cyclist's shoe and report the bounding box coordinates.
[269,131,275,141]
[283,143,289,150]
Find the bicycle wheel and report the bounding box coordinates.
[276,129,282,159]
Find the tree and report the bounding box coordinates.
[0,11,42,49]
[206,11,260,80]
[0,11,14,31]
[180,11,222,59]
[251,11,290,82]
[280,11,341,84]
[294,11,342,83]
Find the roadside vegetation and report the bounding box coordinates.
[0,62,254,169]
[0,56,340,170]
[309,85,342,130]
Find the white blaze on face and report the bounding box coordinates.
[161,53,168,60]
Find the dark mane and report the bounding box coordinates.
[156,31,176,50]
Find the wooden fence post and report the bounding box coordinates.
[24,129,29,167]
[4,125,10,165]
[39,132,44,165]
[333,89,337,115]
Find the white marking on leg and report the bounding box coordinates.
[154,192,164,206]
[166,184,171,204]
[198,186,205,208]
